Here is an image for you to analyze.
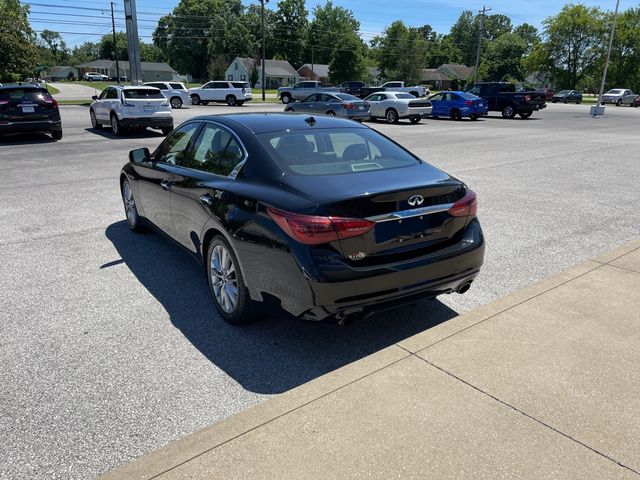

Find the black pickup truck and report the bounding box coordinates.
[466,82,546,119]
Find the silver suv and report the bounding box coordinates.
[89,85,173,136]
[143,81,190,109]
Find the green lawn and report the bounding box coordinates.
[45,84,59,95]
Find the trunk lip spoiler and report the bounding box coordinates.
[366,203,454,223]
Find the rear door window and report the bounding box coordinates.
[169,83,185,90]
[187,123,245,176]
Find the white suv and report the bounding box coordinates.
[83,72,109,81]
[189,81,252,106]
[143,81,190,109]
[89,85,173,136]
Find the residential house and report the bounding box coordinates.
[438,64,474,86]
[75,60,179,81]
[297,64,329,84]
[420,69,453,90]
[49,66,78,81]
[225,57,299,89]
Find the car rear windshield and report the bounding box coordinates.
[557,90,571,94]
[123,89,164,99]
[169,83,186,90]
[395,93,415,99]
[257,128,420,176]
[0,88,52,102]
[335,93,359,101]
[232,82,250,89]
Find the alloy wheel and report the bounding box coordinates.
[210,244,239,314]
[122,180,138,228]
[170,97,182,109]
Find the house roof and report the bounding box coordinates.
[421,69,449,82]
[233,57,298,78]
[298,64,329,78]
[440,64,473,81]
[75,59,177,73]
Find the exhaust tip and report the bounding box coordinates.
[456,281,472,294]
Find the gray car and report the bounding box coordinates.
[284,93,371,121]
[601,88,638,106]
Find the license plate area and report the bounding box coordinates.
[20,106,35,113]
[375,212,447,243]
[358,105,365,110]
[144,105,154,111]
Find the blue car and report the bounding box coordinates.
[428,91,488,120]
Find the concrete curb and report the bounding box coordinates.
[98,238,640,480]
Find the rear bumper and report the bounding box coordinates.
[246,218,485,321]
[119,116,173,128]
[0,119,61,133]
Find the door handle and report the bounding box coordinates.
[160,178,172,191]
[199,194,213,207]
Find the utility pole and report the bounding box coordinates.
[311,46,314,80]
[110,2,120,84]
[473,5,491,85]
[260,0,268,101]
[124,0,142,85]
[592,0,620,116]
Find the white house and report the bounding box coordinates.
[225,57,299,89]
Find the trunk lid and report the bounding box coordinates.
[282,164,468,263]
[121,89,170,116]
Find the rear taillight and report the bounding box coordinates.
[342,103,355,109]
[465,100,473,106]
[267,207,375,245]
[0,100,10,105]
[44,98,58,107]
[448,190,477,217]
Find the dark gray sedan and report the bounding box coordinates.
[551,90,582,104]
[284,93,371,121]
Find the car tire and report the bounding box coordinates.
[449,109,461,121]
[281,94,292,104]
[226,95,237,106]
[207,235,254,324]
[161,125,173,136]
[90,109,102,129]
[501,105,516,119]
[563,98,569,104]
[284,107,294,112]
[51,130,63,140]
[110,114,125,136]
[616,99,622,106]
[326,110,336,116]
[202,101,209,105]
[385,108,398,124]
[409,116,421,124]
[470,114,479,120]
[237,101,244,107]
[519,110,533,119]
[121,178,144,233]
[170,96,182,109]
[191,95,201,105]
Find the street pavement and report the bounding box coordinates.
[0,102,639,479]
[49,82,103,100]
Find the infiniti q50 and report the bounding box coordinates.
[120,113,484,324]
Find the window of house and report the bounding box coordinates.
[240,75,246,81]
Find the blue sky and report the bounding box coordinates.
[27,0,629,48]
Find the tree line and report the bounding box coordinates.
[2,0,640,92]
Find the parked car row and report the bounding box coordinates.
[277,80,429,104]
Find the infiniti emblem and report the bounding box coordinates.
[407,194,424,207]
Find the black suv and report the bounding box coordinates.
[0,85,63,140]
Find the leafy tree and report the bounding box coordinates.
[425,35,462,67]
[244,4,277,59]
[69,42,99,65]
[373,21,426,84]
[513,23,540,54]
[139,42,165,62]
[0,0,38,81]
[99,32,128,61]
[607,7,640,91]
[307,1,360,65]
[329,30,367,83]
[39,29,68,65]
[154,0,252,80]
[525,4,605,89]
[448,11,478,65]
[479,33,527,81]
[273,0,308,67]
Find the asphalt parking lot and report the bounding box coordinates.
[1,102,639,479]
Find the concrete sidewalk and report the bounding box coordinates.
[100,239,640,480]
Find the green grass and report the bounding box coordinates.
[45,84,59,95]
[56,99,92,106]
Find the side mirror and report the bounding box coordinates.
[92,95,98,100]
[129,147,151,163]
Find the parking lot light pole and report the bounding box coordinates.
[592,0,620,117]
[110,2,120,84]
[261,0,268,101]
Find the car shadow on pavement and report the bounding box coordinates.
[0,132,56,144]
[84,127,164,139]
[105,221,459,395]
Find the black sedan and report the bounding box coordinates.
[551,90,582,104]
[0,84,62,139]
[121,114,484,324]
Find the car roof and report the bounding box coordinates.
[109,85,159,90]
[189,113,369,134]
[0,84,47,91]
